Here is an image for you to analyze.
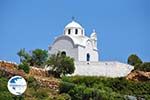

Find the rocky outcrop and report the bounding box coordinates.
[0,60,59,90]
[34,76,59,90]
[126,70,150,81]
[29,67,49,77]
[0,60,17,70]
[0,60,25,78]
[28,67,59,90]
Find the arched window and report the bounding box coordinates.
[61,51,66,56]
[86,53,90,61]
[75,29,78,34]
[68,29,71,34]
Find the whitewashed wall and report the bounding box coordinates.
[73,61,134,77]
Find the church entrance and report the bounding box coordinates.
[86,53,90,61]
[61,51,66,56]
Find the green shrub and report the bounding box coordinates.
[0,77,8,91]
[0,77,15,100]
[59,81,75,93]
[93,83,113,93]
[60,76,150,100]
[27,76,40,90]
[0,92,13,100]
[33,88,49,99]
[56,93,71,100]
[127,54,142,66]
[18,62,30,73]
[135,62,150,71]
[27,76,36,83]
[68,85,86,100]
[83,88,103,100]
[108,78,128,92]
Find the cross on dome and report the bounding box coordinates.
[72,16,75,21]
[93,29,96,33]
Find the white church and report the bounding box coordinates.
[48,20,134,77]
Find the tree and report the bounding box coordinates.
[127,54,142,66]
[31,49,48,67]
[17,48,31,63]
[46,52,75,78]
[18,62,30,73]
[17,48,48,68]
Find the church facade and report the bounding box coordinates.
[48,20,134,77]
[48,20,98,62]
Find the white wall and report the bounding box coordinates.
[73,61,134,77]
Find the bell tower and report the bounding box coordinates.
[90,29,97,49]
[64,20,85,37]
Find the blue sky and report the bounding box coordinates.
[0,0,150,63]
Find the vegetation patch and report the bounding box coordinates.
[60,76,150,100]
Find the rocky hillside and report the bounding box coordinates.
[126,70,150,81]
[0,60,59,90]
[1,60,150,100]
[0,60,25,77]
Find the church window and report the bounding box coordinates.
[86,53,90,61]
[61,51,66,56]
[81,30,83,35]
[68,29,71,34]
[75,29,78,34]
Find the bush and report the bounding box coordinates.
[0,77,14,100]
[18,62,30,73]
[33,88,49,99]
[68,85,86,100]
[59,81,75,93]
[56,93,71,100]
[0,92,13,100]
[83,88,103,100]
[60,76,150,100]
[135,62,150,71]
[127,54,142,66]
[27,76,40,90]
